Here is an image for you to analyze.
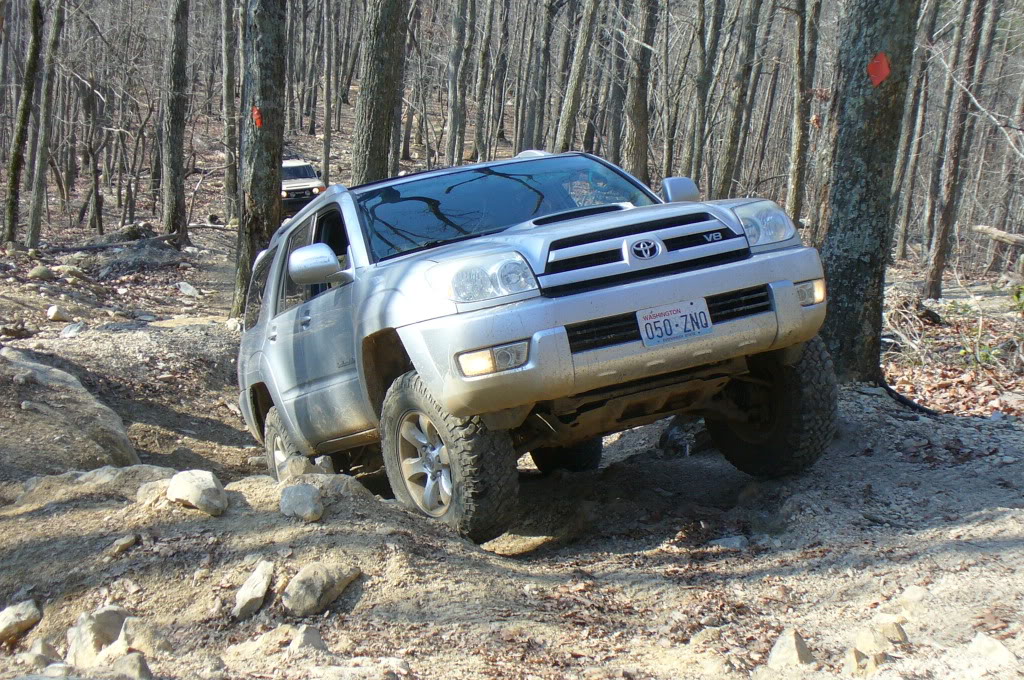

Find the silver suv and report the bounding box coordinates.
[238,152,836,542]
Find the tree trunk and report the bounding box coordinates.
[222,0,239,221]
[621,0,659,185]
[445,0,469,166]
[605,0,632,166]
[687,0,724,186]
[2,0,42,244]
[320,0,332,185]
[783,0,821,223]
[922,0,988,299]
[26,0,65,247]
[820,0,921,383]
[231,0,287,318]
[716,0,764,198]
[350,0,410,185]
[470,0,496,161]
[161,0,191,247]
[553,0,599,153]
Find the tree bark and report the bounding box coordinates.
[351,0,410,185]
[2,0,42,244]
[820,0,921,383]
[161,0,191,246]
[923,0,988,299]
[320,0,332,185]
[621,0,659,186]
[222,0,239,220]
[553,0,600,153]
[26,0,65,247]
[231,0,287,318]
[783,0,821,223]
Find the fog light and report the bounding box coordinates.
[457,341,529,377]
[795,279,826,306]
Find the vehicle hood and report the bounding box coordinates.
[406,201,746,275]
[282,179,324,191]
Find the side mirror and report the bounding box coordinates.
[288,243,353,285]
[316,169,322,178]
[662,177,701,203]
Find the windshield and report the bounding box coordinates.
[353,155,656,261]
[282,164,317,181]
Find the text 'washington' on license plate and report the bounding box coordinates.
[636,298,713,348]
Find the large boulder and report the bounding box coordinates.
[282,563,361,617]
[0,600,42,644]
[166,470,227,516]
[0,348,138,477]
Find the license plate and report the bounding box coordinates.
[636,298,713,347]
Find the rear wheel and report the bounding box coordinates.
[706,336,837,478]
[264,406,300,481]
[381,371,518,543]
[530,437,603,474]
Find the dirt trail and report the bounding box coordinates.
[0,237,1022,679]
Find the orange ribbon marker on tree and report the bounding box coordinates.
[867,53,891,87]
[251,106,263,129]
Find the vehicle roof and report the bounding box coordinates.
[282,158,314,167]
[348,151,592,194]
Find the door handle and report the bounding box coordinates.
[268,326,278,342]
[299,315,312,329]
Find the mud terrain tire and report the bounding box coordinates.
[707,336,837,478]
[264,406,301,481]
[381,371,518,543]
[530,437,603,473]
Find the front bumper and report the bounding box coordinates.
[397,246,826,417]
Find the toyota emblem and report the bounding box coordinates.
[631,239,660,260]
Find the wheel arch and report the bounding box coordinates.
[361,328,414,419]
[248,382,274,443]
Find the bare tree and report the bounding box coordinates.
[821,0,922,382]
[2,0,42,244]
[553,0,601,153]
[161,0,191,246]
[231,0,287,317]
[351,0,410,185]
[26,0,65,247]
[222,0,239,220]
[621,0,659,185]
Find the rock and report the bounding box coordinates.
[136,479,171,506]
[28,265,55,280]
[280,455,317,481]
[65,606,130,667]
[247,455,266,467]
[46,306,72,322]
[853,627,892,655]
[280,484,324,522]
[30,639,61,662]
[708,535,748,550]
[0,348,138,467]
[289,625,328,653]
[18,651,53,670]
[166,470,227,516]
[766,629,815,669]
[232,560,274,620]
[864,652,890,674]
[967,632,1017,667]
[40,661,75,676]
[282,563,361,617]
[842,648,867,676]
[110,652,154,680]
[108,535,137,556]
[117,617,172,657]
[0,600,42,644]
[225,318,242,332]
[175,281,200,297]
[53,265,90,281]
[59,321,86,338]
[314,456,336,474]
[898,585,927,618]
[879,622,908,645]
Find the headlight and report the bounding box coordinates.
[280,190,289,198]
[428,252,538,303]
[312,187,321,195]
[733,200,797,247]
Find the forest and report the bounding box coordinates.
[0,0,1022,390]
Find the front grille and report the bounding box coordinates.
[543,249,750,298]
[706,285,772,323]
[564,284,773,353]
[548,213,714,252]
[566,313,640,353]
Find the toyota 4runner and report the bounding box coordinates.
[238,151,837,542]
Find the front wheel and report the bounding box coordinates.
[707,336,837,478]
[380,371,518,543]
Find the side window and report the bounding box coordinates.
[277,219,313,315]
[244,247,276,330]
[311,209,350,297]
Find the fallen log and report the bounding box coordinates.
[973,225,1024,248]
